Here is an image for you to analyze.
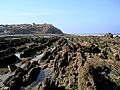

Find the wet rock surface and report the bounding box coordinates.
[0,34,120,90]
[2,61,41,90]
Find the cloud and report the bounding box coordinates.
[18,8,67,16]
[46,8,67,14]
[19,12,53,16]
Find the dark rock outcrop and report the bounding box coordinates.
[3,75,23,90]
[104,33,113,38]
[23,66,41,87]
[8,64,17,72]
[0,55,20,67]
[38,78,66,90]
[3,61,41,89]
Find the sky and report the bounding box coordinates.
[0,0,120,34]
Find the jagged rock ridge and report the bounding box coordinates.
[0,34,120,90]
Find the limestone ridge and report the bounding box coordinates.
[0,23,63,34]
[0,34,120,90]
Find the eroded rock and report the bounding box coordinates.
[38,78,66,90]
[23,66,41,87]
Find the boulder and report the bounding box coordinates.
[104,33,113,38]
[23,66,41,87]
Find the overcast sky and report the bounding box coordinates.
[0,0,120,34]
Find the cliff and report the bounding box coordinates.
[0,23,63,34]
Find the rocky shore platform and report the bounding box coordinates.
[0,33,120,90]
